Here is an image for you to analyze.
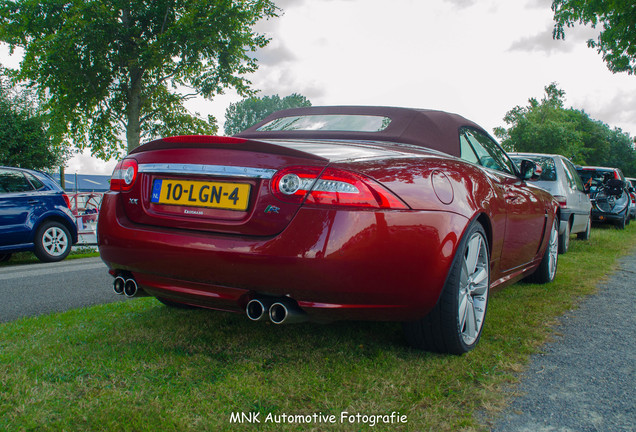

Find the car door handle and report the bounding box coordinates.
[504,194,518,202]
[27,199,38,205]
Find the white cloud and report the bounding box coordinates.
[275,0,357,8]
[65,149,117,176]
[441,0,477,9]
[508,23,599,55]
[525,0,552,9]
[577,91,636,136]
[0,44,23,69]
[252,39,297,66]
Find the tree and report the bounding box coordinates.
[224,93,312,136]
[0,0,279,159]
[0,75,66,170]
[494,83,585,159]
[552,0,636,75]
[495,83,636,176]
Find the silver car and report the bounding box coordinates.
[510,153,592,254]
[626,177,636,220]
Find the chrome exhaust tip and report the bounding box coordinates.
[123,278,138,297]
[269,300,307,325]
[113,276,125,295]
[246,298,272,321]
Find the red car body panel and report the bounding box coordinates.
[99,198,468,320]
[97,107,558,323]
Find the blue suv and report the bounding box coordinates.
[0,166,78,262]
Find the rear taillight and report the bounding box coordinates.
[110,158,138,191]
[62,194,71,209]
[271,166,408,209]
[553,195,567,208]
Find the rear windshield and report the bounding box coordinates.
[576,169,615,185]
[510,156,557,181]
[257,115,392,132]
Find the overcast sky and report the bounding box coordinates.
[2,0,635,175]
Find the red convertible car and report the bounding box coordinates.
[98,106,560,354]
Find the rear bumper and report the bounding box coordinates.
[97,193,469,322]
[558,209,574,235]
[591,209,625,223]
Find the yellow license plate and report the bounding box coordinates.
[150,179,250,211]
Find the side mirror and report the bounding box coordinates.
[519,159,541,181]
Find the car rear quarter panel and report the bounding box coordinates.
[333,156,509,278]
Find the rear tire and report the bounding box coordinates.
[33,221,72,262]
[558,219,570,254]
[403,222,490,355]
[525,219,558,284]
[576,216,591,240]
[615,211,627,230]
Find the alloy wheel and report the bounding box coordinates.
[547,221,559,280]
[42,226,69,257]
[458,232,489,346]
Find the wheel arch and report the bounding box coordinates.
[430,213,491,309]
[33,215,78,245]
[475,212,493,257]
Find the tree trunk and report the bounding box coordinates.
[126,70,143,153]
[122,6,142,154]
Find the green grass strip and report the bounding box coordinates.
[1,224,635,431]
[0,248,100,267]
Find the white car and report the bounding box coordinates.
[626,177,636,220]
[510,153,592,253]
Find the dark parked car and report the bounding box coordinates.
[0,166,78,262]
[509,153,592,254]
[98,106,559,354]
[576,166,630,229]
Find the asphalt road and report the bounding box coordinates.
[491,252,636,431]
[0,257,124,323]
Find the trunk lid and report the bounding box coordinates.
[119,136,426,236]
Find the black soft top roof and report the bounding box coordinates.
[236,106,487,157]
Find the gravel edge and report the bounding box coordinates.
[489,252,636,432]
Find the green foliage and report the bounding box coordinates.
[552,0,636,75]
[496,83,636,176]
[495,84,582,158]
[0,77,66,170]
[0,0,279,157]
[224,93,312,136]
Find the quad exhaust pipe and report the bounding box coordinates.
[113,274,146,297]
[113,276,125,295]
[246,296,307,324]
[246,297,275,322]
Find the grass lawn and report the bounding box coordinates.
[0,247,100,267]
[1,224,635,431]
